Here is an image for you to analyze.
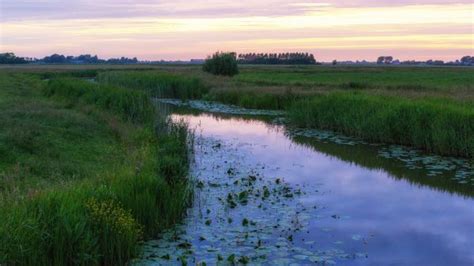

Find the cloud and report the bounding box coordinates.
[2,0,472,21]
[1,1,471,60]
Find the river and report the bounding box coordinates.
[134,101,473,265]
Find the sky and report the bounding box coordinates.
[0,0,472,61]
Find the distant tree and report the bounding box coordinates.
[203,52,239,76]
[377,56,394,64]
[460,56,473,65]
[43,54,67,63]
[107,57,138,64]
[0,52,28,64]
[238,52,316,65]
[332,60,337,65]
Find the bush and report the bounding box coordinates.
[203,52,239,76]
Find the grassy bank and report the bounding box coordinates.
[0,74,191,265]
[288,92,474,158]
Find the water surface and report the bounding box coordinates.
[135,106,473,265]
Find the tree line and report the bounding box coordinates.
[0,53,28,64]
[238,52,316,65]
[0,52,138,64]
[41,54,138,64]
[376,55,474,66]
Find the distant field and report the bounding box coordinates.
[237,66,473,89]
[3,64,472,98]
[202,65,474,102]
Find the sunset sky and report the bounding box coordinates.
[1,0,472,61]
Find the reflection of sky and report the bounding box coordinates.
[1,0,472,61]
[175,113,474,265]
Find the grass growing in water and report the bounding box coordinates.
[287,92,474,158]
[0,74,192,265]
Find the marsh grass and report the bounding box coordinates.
[44,78,155,124]
[204,89,301,110]
[89,66,473,158]
[288,92,474,158]
[98,71,209,99]
[38,69,100,79]
[0,74,192,265]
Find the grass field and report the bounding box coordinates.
[0,72,192,265]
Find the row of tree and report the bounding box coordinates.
[0,52,139,65]
[376,56,474,66]
[238,52,316,65]
[2,52,473,66]
[0,53,28,64]
[41,54,138,64]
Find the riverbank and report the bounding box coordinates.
[0,73,191,265]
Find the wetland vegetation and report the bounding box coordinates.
[0,64,472,265]
[72,64,473,158]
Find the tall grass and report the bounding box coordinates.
[288,92,474,158]
[0,77,192,265]
[98,71,208,99]
[45,78,155,124]
[39,69,100,79]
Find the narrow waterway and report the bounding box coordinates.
[134,103,473,265]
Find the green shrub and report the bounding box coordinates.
[203,52,239,76]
